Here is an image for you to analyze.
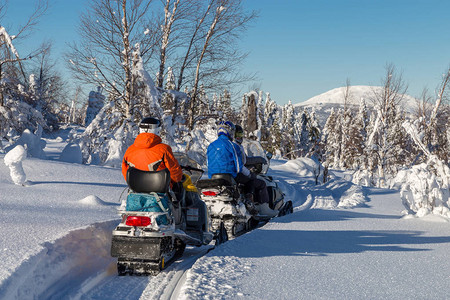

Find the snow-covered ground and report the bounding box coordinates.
[1,134,449,299]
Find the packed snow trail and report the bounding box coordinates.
[76,245,214,300]
[177,187,450,299]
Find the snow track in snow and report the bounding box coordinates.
[0,219,215,300]
[139,245,215,300]
[0,220,119,299]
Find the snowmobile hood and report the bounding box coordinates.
[133,132,162,149]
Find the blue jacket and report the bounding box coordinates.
[207,134,243,178]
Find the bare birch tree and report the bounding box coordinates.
[67,0,255,130]
[65,0,157,120]
[0,0,48,105]
[419,68,450,163]
[367,63,409,187]
[342,78,352,110]
[175,0,256,129]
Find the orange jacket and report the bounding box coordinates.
[122,133,183,185]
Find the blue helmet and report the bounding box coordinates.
[217,120,235,140]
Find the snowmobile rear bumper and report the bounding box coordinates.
[111,236,170,261]
[117,259,162,276]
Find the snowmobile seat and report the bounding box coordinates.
[126,167,171,193]
[197,173,236,189]
[245,156,267,174]
[245,156,267,166]
[210,173,236,186]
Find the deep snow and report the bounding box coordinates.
[1,134,449,299]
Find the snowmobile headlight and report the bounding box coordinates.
[125,216,151,227]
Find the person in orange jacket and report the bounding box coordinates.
[121,117,183,187]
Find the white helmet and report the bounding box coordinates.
[139,117,161,135]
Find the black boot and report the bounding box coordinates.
[244,193,257,215]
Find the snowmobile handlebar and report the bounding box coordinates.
[180,165,204,175]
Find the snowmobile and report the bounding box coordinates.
[241,138,293,217]
[197,150,292,239]
[110,154,225,276]
[246,153,293,217]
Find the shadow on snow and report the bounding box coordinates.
[213,209,450,258]
[220,228,449,258]
[28,180,126,188]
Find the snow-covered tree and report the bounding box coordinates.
[71,47,180,165]
[423,69,450,164]
[346,98,369,169]
[0,5,52,147]
[281,101,297,158]
[323,108,344,169]
[246,91,258,134]
[239,93,247,128]
[366,64,408,187]
[322,108,336,163]
[256,91,265,141]
[218,89,233,121]
[84,87,105,126]
[399,119,450,218]
[260,92,275,146]
[307,108,322,160]
[161,67,176,113]
[182,1,257,129]
[297,109,309,157]
[339,108,353,168]
[268,112,283,156]
[66,0,154,120]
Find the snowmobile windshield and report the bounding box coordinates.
[242,139,269,174]
[173,152,204,183]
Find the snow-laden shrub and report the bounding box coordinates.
[282,157,325,182]
[399,163,450,217]
[5,127,46,159]
[59,143,82,164]
[273,149,283,159]
[352,169,374,187]
[354,167,399,188]
[104,137,126,168]
[72,102,136,165]
[185,118,217,168]
[4,145,27,185]
[0,98,46,147]
[84,88,105,126]
[400,120,450,218]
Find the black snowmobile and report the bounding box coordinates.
[110,154,224,276]
[245,153,293,217]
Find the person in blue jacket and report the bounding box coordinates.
[207,120,244,178]
[207,121,276,217]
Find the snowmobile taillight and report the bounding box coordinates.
[202,190,218,196]
[125,216,151,227]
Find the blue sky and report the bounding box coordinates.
[241,0,450,104]
[4,0,450,105]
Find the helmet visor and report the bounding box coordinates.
[139,123,160,129]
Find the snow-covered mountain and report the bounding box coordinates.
[295,85,417,108]
[293,85,418,126]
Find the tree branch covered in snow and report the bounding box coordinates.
[400,119,450,217]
